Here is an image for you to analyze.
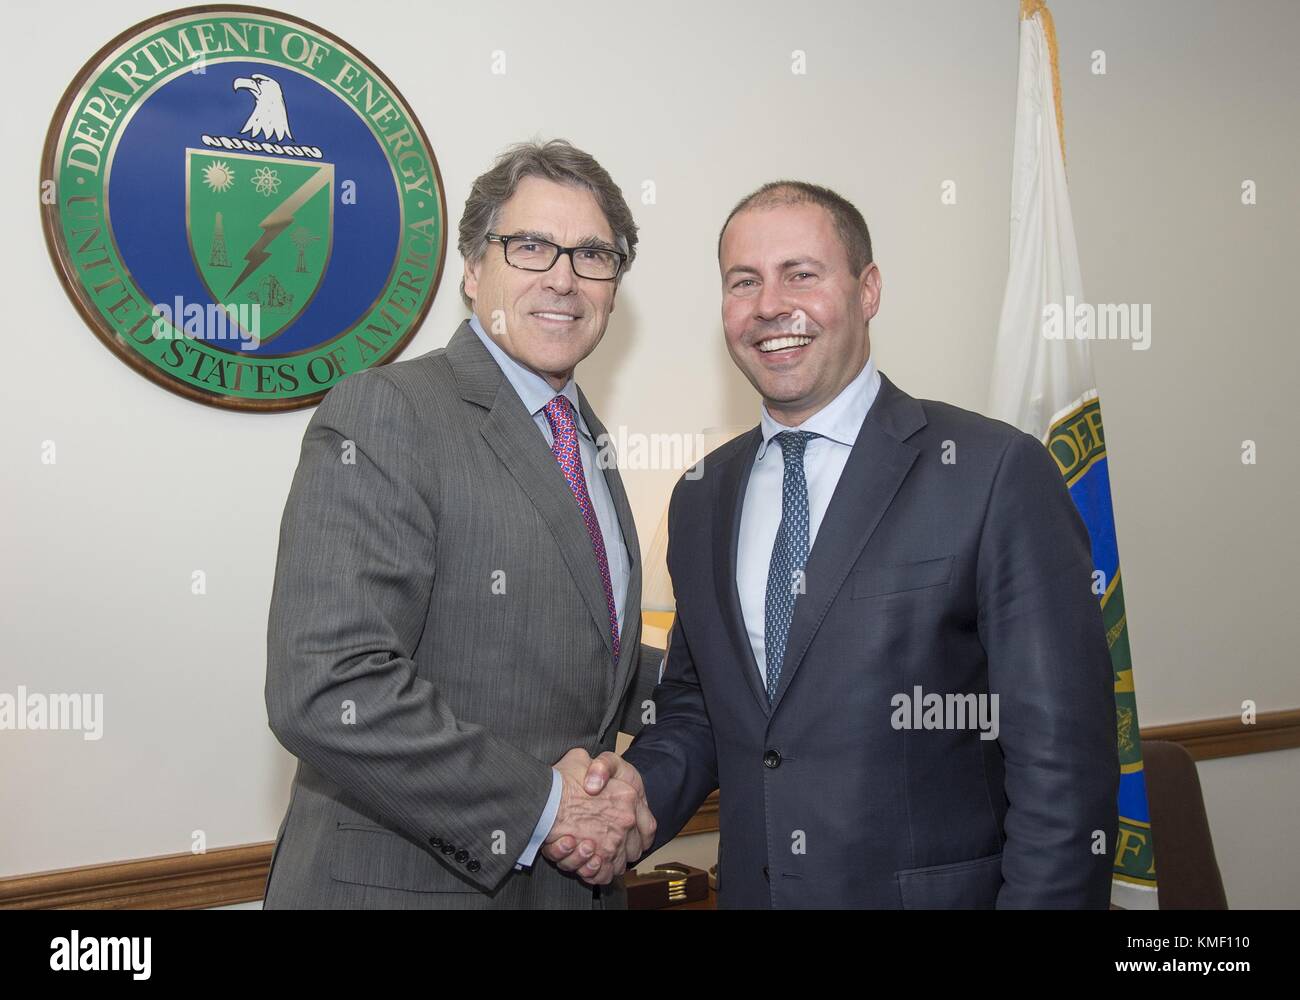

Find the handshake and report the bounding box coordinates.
[540,748,657,885]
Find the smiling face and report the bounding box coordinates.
[720,201,881,426]
[463,175,620,390]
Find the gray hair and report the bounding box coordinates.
[458,138,639,307]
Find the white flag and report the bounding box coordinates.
[987,2,1159,910]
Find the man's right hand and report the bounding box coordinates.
[542,748,655,885]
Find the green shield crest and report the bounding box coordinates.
[185,148,334,347]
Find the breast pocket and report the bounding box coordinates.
[851,555,953,599]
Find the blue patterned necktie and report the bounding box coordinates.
[763,430,818,702]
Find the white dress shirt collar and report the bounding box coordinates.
[468,313,589,437]
[756,353,882,460]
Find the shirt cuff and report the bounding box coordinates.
[514,767,563,869]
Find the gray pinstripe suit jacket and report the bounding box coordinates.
[263,321,660,909]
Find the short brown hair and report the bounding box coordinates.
[717,180,873,276]
[458,139,639,307]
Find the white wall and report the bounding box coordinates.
[2,0,1296,907]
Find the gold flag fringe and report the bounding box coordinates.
[1020,0,1066,171]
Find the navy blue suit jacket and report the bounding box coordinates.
[624,372,1118,908]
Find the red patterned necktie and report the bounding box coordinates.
[542,395,620,659]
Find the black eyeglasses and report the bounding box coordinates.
[486,233,626,280]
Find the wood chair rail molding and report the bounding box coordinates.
[2,708,1296,910]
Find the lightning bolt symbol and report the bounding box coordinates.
[227,163,333,297]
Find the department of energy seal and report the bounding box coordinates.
[41,6,446,411]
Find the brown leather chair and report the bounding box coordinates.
[1142,739,1229,908]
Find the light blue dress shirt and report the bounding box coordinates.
[737,354,883,684]
[468,313,632,867]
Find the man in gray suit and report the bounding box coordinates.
[555,181,1119,907]
[263,139,660,909]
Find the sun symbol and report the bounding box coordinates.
[252,165,281,197]
[202,161,235,193]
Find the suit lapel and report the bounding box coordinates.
[769,373,927,714]
[449,323,619,664]
[712,428,771,716]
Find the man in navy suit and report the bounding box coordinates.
[545,180,1118,908]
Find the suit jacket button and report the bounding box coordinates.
[454,849,469,863]
[429,837,443,849]
[467,859,481,873]
[441,843,456,855]
[763,749,782,769]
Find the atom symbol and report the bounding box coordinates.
[252,166,281,197]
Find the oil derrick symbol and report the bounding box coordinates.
[209,212,230,268]
[291,226,319,274]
